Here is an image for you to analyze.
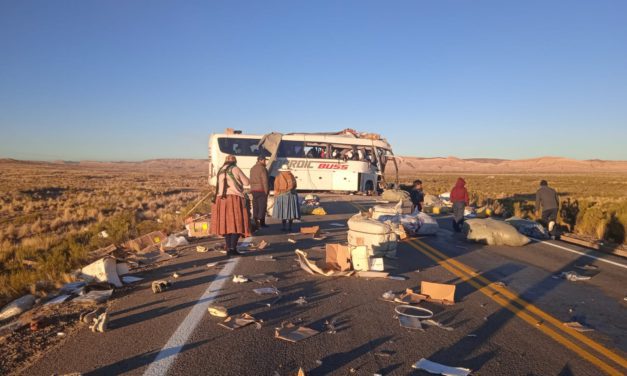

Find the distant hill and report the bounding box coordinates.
[1,156,626,174]
[394,156,627,174]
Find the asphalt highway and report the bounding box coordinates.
[22,195,627,376]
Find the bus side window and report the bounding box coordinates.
[304,143,328,159]
[278,141,305,158]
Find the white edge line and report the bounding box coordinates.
[531,238,627,270]
[142,250,243,375]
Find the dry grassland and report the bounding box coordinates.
[0,160,210,306]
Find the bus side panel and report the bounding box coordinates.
[332,170,359,191]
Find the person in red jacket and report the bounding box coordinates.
[450,177,469,232]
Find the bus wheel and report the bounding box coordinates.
[365,180,374,195]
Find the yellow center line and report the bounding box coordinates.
[409,240,622,375]
[346,200,627,374]
[413,238,627,370]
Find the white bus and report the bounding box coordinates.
[208,129,398,193]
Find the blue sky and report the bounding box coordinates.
[1,0,626,161]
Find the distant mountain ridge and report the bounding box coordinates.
[1,156,626,173]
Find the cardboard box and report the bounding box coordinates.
[187,221,211,238]
[421,281,456,304]
[325,244,351,271]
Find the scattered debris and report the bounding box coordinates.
[394,289,425,304]
[121,275,143,284]
[356,271,389,278]
[196,246,209,253]
[329,223,345,227]
[325,244,351,271]
[80,257,123,288]
[257,240,269,250]
[60,282,86,294]
[173,272,181,279]
[80,307,106,324]
[0,295,36,321]
[555,271,592,281]
[73,289,113,304]
[288,238,297,244]
[98,230,110,239]
[206,262,220,268]
[44,295,72,306]
[162,235,189,249]
[374,350,395,357]
[232,275,250,283]
[574,264,599,271]
[185,216,211,238]
[387,275,408,281]
[151,280,171,294]
[89,312,108,333]
[253,287,280,295]
[563,321,594,332]
[249,274,279,284]
[311,207,327,216]
[295,250,339,276]
[421,281,456,304]
[423,319,454,331]
[395,305,434,330]
[325,318,339,334]
[294,296,308,306]
[412,358,471,376]
[208,305,229,318]
[491,281,507,288]
[275,322,320,342]
[219,313,261,330]
[255,255,276,262]
[381,290,396,302]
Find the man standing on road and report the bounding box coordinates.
[536,180,559,237]
[250,155,270,231]
[410,179,424,213]
[450,177,469,233]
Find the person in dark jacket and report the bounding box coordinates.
[249,155,269,230]
[536,180,559,235]
[410,179,424,213]
[450,177,469,232]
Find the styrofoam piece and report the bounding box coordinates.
[81,257,123,287]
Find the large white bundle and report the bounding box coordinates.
[372,200,403,220]
[381,189,410,202]
[348,230,397,256]
[416,212,439,235]
[464,218,530,246]
[348,213,392,235]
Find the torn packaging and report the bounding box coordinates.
[301,226,321,237]
[123,231,167,252]
[219,313,259,330]
[412,358,471,376]
[275,322,319,342]
[325,244,351,271]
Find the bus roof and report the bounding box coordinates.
[210,131,393,149]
